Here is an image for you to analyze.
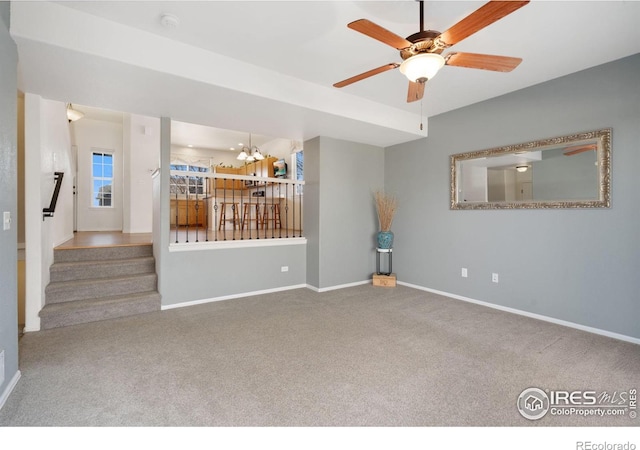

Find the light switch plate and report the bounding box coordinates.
[3,211,10,231]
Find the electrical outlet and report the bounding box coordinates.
[461,268,468,278]
[281,266,289,272]
[492,273,499,283]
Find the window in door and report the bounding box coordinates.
[92,151,113,207]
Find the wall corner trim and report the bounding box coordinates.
[307,280,371,293]
[0,370,22,411]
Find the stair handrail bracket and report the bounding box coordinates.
[43,172,64,220]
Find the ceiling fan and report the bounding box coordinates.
[334,0,529,103]
[563,144,597,156]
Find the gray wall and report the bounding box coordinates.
[155,119,306,307]
[0,1,19,400]
[305,136,385,289]
[386,54,640,339]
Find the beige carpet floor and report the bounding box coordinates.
[1,284,638,426]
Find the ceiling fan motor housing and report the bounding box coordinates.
[401,30,444,60]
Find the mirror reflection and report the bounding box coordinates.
[450,128,610,209]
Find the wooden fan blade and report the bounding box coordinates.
[333,63,399,88]
[445,52,522,72]
[407,81,425,103]
[438,1,529,47]
[564,144,597,156]
[348,19,413,50]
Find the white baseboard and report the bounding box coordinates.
[53,232,75,248]
[161,283,309,310]
[306,279,370,293]
[398,281,640,346]
[0,370,21,411]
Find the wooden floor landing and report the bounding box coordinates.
[56,232,153,249]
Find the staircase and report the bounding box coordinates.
[40,244,161,330]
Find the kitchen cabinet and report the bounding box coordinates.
[247,157,277,179]
[210,157,278,192]
[170,198,207,227]
[211,166,241,190]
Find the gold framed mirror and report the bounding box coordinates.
[450,128,611,209]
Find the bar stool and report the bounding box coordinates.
[261,203,281,229]
[241,203,261,230]
[218,202,240,230]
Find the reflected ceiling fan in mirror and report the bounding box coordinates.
[563,144,597,156]
[334,0,529,103]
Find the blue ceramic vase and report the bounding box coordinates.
[377,231,394,249]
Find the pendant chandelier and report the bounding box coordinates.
[237,133,264,162]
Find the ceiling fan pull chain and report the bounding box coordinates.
[420,98,424,131]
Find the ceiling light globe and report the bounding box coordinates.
[66,104,84,122]
[399,53,445,83]
[516,165,528,172]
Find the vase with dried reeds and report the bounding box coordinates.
[374,191,397,249]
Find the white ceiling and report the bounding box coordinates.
[170,120,281,152]
[11,1,640,148]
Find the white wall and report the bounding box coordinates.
[171,137,296,171]
[123,114,160,233]
[487,169,506,202]
[170,145,229,168]
[24,94,74,332]
[72,118,123,231]
[460,164,487,202]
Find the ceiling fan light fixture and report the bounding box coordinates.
[66,103,84,122]
[399,53,445,83]
[516,165,528,173]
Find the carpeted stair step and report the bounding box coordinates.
[45,273,157,304]
[39,291,161,330]
[43,243,161,329]
[54,244,153,263]
[50,256,156,282]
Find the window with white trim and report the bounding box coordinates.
[92,151,113,207]
[170,162,208,195]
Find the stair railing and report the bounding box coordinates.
[43,172,64,220]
